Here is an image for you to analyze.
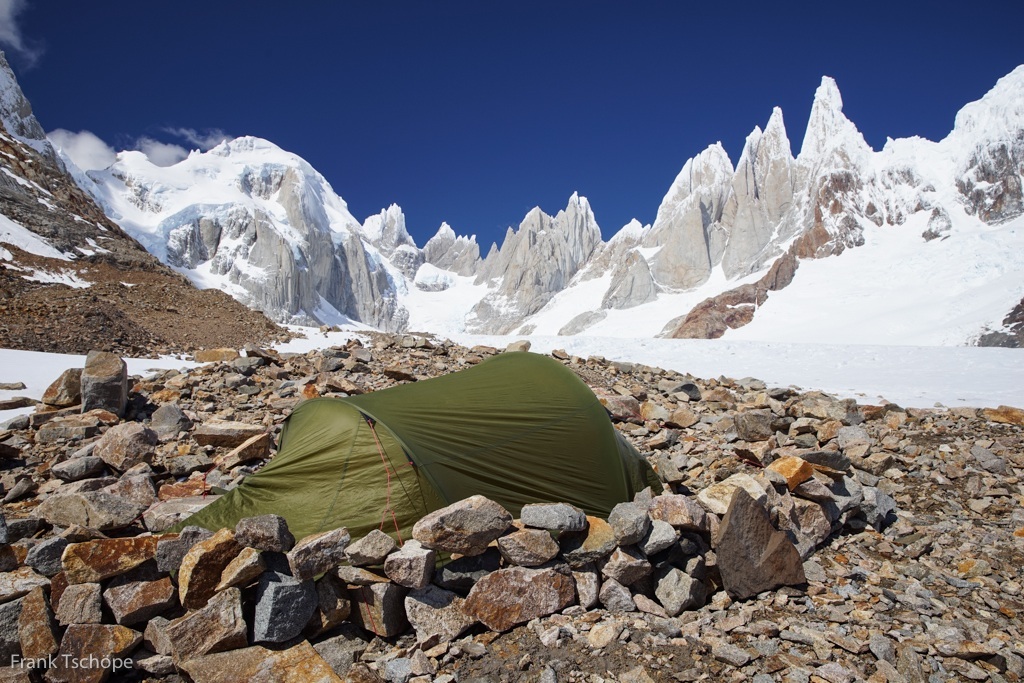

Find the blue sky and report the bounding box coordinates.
[5,1,1023,251]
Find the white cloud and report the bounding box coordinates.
[165,127,231,150]
[46,129,116,171]
[135,136,188,167]
[0,0,42,67]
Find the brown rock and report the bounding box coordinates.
[45,624,141,683]
[216,547,265,591]
[305,572,351,637]
[559,516,618,569]
[980,405,1024,426]
[179,640,343,683]
[193,421,267,448]
[61,537,161,584]
[214,433,272,469]
[411,495,511,556]
[17,587,59,662]
[193,348,240,363]
[768,456,815,491]
[103,577,177,625]
[0,567,50,603]
[666,407,700,429]
[34,491,146,532]
[496,529,560,567]
[158,475,212,501]
[42,368,82,408]
[595,391,643,423]
[463,566,575,632]
[165,587,247,662]
[716,488,806,600]
[648,495,710,533]
[178,529,242,610]
[92,422,157,472]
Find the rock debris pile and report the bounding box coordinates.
[0,334,1022,682]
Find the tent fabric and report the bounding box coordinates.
[176,352,659,541]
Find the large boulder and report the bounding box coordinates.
[412,496,512,556]
[80,351,128,417]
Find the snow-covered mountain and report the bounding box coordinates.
[37,63,1024,347]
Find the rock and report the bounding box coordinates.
[178,528,242,610]
[50,456,106,482]
[860,486,897,530]
[92,422,158,472]
[133,650,175,677]
[595,393,643,423]
[640,400,670,422]
[505,340,531,353]
[559,516,618,568]
[587,620,624,649]
[215,433,272,469]
[638,520,679,556]
[573,567,600,609]
[180,640,344,683]
[42,369,82,408]
[665,407,700,429]
[734,410,775,441]
[287,527,350,580]
[55,583,102,626]
[80,351,128,417]
[412,496,511,556]
[434,549,501,593]
[346,529,397,566]
[404,585,476,644]
[165,587,248,662]
[150,403,193,439]
[144,496,218,533]
[598,577,636,613]
[0,598,21,665]
[235,514,295,553]
[18,587,58,662]
[496,529,560,567]
[648,495,709,533]
[253,572,316,644]
[192,420,266,448]
[349,581,408,638]
[654,567,706,616]
[2,478,36,503]
[716,488,806,600]
[34,491,146,532]
[712,641,751,667]
[143,617,173,656]
[463,566,575,631]
[799,450,851,472]
[312,627,368,677]
[61,536,160,584]
[103,577,176,626]
[155,526,213,574]
[696,473,767,516]
[384,540,435,589]
[193,348,240,363]
[216,547,264,590]
[601,547,652,586]
[767,456,815,491]
[104,470,157,507]
[971,444,1008,474]
[306,573,351,636]
[980,405,1024,426]
[164,454,213,477]
[45,624,141,683]
[25,537,69,578]
[520,502,587,532]
[608,502,651,545]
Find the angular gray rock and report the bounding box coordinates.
[404,585,476,644]
[608,502,651,546]
[150,403,193,439]
[50,455,106,482]
[716,488,806,600]
[80,350,128,416]
[601,547,652,586]
[33,491,146,531]
[155,526,214,573]
[235,514,296,553]
[654,566,706,616]
[520,502,588,532]
[496,528,560,567]
[56,583,103,625]
[383,540,435,589]
[24,536,69,577]
[346,529,397,566]
[165,587,248,661]
[287,526,350,580]
[253,572,316,644]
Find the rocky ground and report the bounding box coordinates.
[0,333,1021,682]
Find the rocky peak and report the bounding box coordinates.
[642,143,735,290]
[363,204,417,257]
[797,77,873,174]
[0,51,58,166]
[423,222,481,277]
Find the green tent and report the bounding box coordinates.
[177,352,658,541]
